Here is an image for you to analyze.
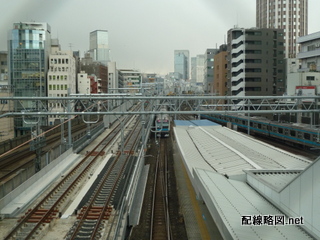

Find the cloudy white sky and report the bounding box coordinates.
[1,0,319,75]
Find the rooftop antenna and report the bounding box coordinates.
[236,11,238,28]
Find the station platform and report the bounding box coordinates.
[173,119,318,239]
[0,150,80,217]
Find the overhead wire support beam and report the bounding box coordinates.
[1,95,319,101]
[0,95,319,119]
[0,109,319,118]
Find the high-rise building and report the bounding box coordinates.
[227,28,286,100]
[204,48,218,93]
[174,50,189,80]
[213,44,228,96]
[0,51,8,86]
[190,57,197,83]
[47,51,76,125]
[8,22,52,136]
[89,30,110,65]
[196,54,205,86]
[256,0,308,58]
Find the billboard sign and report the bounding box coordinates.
[295,86,316,102]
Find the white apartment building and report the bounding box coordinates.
[47,51,76,125]
[287,31,320,96]
[0,89,14,140]
[107,62,120,108]
[107,62,118,91]
[118,69,141,93]
[78,71,91,94]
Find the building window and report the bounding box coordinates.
[306,76,315,81]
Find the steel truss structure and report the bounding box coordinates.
[0,94,319,118]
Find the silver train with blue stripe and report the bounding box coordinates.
[201,113,320,149]
[155,106,170,137]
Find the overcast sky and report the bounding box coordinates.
[1,0,319,75]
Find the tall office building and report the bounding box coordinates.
[256,0,308,58]
[8,22,52,136]
[190,57,197,83]
[174,50,189,80]
[213,44,228,96]
[227,28,286,99]
[89,30,110,65]
[196,54,205,86]
[204,48,218,94]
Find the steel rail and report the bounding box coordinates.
[149,150,159,240]
[66,114,142,239]
[163,141,172,240]
[3,115,129,240]
[0,121,101,182]
[90,115,142,239]
[150,139,171,240]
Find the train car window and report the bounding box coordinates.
[304,133,311,140]
[290,130,295,137]
[258,123,261,128]
[278,128,283,134]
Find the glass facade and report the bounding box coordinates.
[89,30,110,65]
[174,50,189,80]
[9,23,51,135]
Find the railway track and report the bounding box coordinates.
[0,120,101,182]
[151,140,172,240]
[3,110,139,240]
[65,114,142,239]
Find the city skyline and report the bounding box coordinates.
[1,0,320,75]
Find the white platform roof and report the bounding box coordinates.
[194,168,313,240]
[174,124,311,179]
[244,169,302,192]
[174,121,315,239]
